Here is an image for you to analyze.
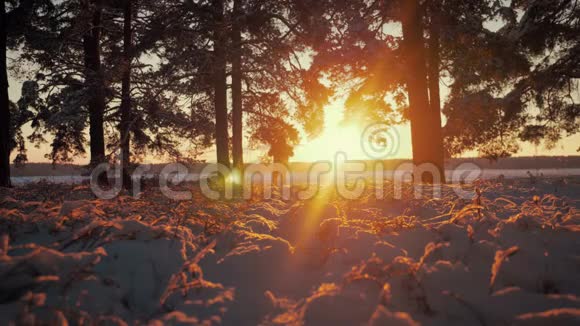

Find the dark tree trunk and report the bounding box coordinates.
[0,0,11,187]
[231,0,243,178]
[427,6,446,183]
[401,0,445,183]
[120,0,132,189]
[212,0,230,168]
[82,0,106,170]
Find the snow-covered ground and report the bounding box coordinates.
[0,177,579,325]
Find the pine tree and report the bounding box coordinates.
[443,0,579,158]
[308,0,448,183]
[152,0,331,171]
[0,0,10,187]
[13,0,106,164]
[81,0,107,172]
[212,0,230,168]
[231,0,243,178]
[401,0,445,183]
[119,0,132,189]
[12,0,209,167]
[227,0,332,160]
[426,0,446,182]
[1,0,56,187]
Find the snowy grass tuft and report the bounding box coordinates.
[0,177,579,325]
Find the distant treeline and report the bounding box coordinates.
[11,162,209,177]
[445,156,580,170]
[293,156,580,172]
[10,156,580,177]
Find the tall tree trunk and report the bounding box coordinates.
[0,0,11,187]
[401,0,445,183]
[427,5,446,183]
[120,0,132,189]
[82,0,106,171]
[212,0,230,168]
[231,0,243,180]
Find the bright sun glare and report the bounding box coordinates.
[292,100,413,162]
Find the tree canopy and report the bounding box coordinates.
[0,0,577,187]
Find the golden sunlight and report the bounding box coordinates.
[292,100,414,162]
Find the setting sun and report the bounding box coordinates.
[1,0,579,325]
[292,99,414,162]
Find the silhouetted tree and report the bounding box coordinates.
[13,0,211,168]
[119,0,132,189]
[212,0,230,168]
[231,0,243,170]
[82,0,106,170]
[401,0,445,182]
[308,0,447,182]
[1,0,55,187]
[228,0,332,165]
[443,0,579,158]
[250,115,298,186]
[0,0,10,187]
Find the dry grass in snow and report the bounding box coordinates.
[0,177,579,325]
